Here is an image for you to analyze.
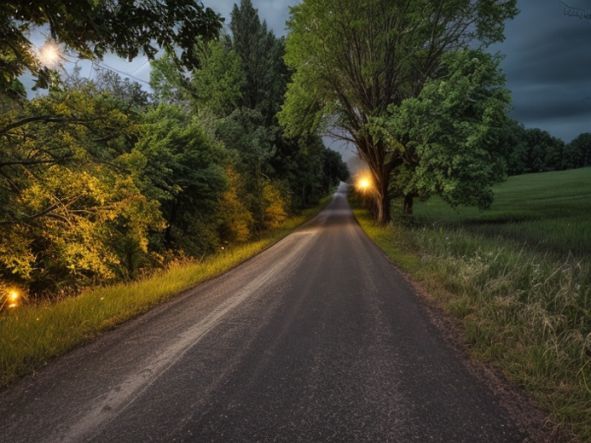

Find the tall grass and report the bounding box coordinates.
[0,197,330,387]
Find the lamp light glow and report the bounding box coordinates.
[38,40,61,68]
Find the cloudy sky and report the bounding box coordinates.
[27,0,591,150]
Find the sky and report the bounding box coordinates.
[25,0,591,158]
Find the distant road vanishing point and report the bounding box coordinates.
[0,183,526,442]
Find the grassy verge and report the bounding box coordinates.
[0,196,331,387]
[353,169,591,440]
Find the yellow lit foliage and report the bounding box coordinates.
[262,180,288,230]
[218,167,254,242]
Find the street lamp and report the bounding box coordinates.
[355,174,373,193]
[38,40,62,68]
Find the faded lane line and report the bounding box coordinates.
[52,229,318,443]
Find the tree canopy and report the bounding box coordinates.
[0,0,222,98]
[281,0,517,222]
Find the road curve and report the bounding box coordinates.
[0,184,526,442]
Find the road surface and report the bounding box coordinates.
[0,184,526,442]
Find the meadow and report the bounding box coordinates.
[412,167,591,257]
[356,167,591,440]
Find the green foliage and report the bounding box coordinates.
[149,52,192,105]
[135,104,227,255]
[230,0,287,124]
[281,0,517,222]
[503,125,591,175]
[0,85,163,292]
[191,39,246,117]
[0,0,222,98]
[0,0,347,300]
[376,50,511,209]
[566,133,591,169]
[217,167,253,243]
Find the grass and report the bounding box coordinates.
[354,168,591,440]
[413,167,591,257]
[0,196,331,387]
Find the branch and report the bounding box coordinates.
[0,115,90,135]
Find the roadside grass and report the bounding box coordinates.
[354,168,591,440]
[0,196,331,387]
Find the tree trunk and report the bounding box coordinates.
[374,174,391,225]
[375,192,391,224]
[403,194,414,215]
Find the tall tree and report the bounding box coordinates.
[566,133,591,169]
[374,50,511,213]
[230,0,286,124]
[280,0,517,223]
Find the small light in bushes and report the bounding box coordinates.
[7,289,22,309]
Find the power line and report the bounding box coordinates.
[92,61,152,86]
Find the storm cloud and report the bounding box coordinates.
[493,0,591,140]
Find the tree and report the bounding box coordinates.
[566,133,591,169]
[521,128,564,173]
[191,38,246,117]
[0,85,163,293]
[1,0,222,98]
[215,108,275,230]
[134,105,227,255]
[373,50,511,213]
[280,0,517,223]
[230,0,287,124]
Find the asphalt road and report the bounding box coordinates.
[0,184,526,442]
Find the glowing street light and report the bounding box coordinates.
[38,40,62,68]
[356,175,373,193]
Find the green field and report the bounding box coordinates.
[356,168,591,440]
[412,167,591,257]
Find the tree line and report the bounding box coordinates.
[0,0,348,297]
[502,121,591,175]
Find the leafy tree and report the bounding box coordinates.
[0,86,163,293]
[1,0,222,98]
[566,133,591,169]
[93,68,150,109]
[373,50,511,213]
[230,0,287,124]
[215,108,275,230]
[501,120,529,175]
[135,104,227,255]
[217,167,253,243]
[280,0,517,222]
[150,52,193,105]
[191,38,246,117]
[262,180,288,229]
[521,128,564,173]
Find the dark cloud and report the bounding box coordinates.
[493,0,591,140]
